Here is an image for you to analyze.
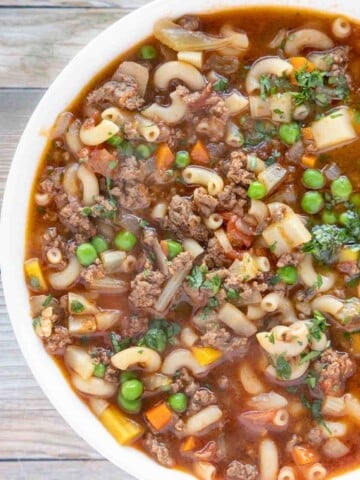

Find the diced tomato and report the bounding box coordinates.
[226,215,254,248]
[88,148,117,177]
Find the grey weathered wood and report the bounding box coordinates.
[0,0,149,7]
[0,460,135,480]
[0,0,152,475]
[0,7,145,88]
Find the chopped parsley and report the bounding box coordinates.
[303,223,360,264]
[301,394,331,433]
[305,371,319,389]
[42,294,53,307]
[186,265,207,288]
[226,288,239,300]
[138,318,181,353]
[138,218,149,228]
[267,332,275,344]
[300,350,322,365]
[203,274,222,295]
[269,241,277,253]
[275,355,292,380]
[213,77,229,92]
[308,311,329,341]
[70,300,85,313]
[110,332,130,353]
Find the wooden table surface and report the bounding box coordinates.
[0,1,150,478]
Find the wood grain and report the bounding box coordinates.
[0,0,151,475]
[0,460,134,480]
[0,8,138,88]
[0,1,149,7]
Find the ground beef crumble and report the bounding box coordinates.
[164,195,209,242]
[45,326,72,354]
[313,348,355,396]
[199,323,248,355]
[85,75,144,113]
[226,460,259,480]
[193,187,219,217]
[144,433,174,467]
[129,270,165,309]
[112,156,151,211]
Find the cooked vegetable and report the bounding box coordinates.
[154,19,230,52]
[24,258,47,292]
[145,402,173,430]
[100,405,143,444]
[114,231,137,251]
[76,243,98,267]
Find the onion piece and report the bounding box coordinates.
[64,346,95,380]
[99,250,126,274]
[51,112,73,140]
[154,19,230,52]
[88,276,129,294]
[95,310,121,330]
[155,266,192,312]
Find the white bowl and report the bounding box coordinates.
[1,0,360,479]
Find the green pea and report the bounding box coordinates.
[321,209,338,224]
[301,191,324,214]
[114,230,137,251]
[135,144,152,159]
[106,135,123,147]
[277,266,298,285]
[168,392,187,413]
[331,176,353,201]
[175,151,190,169]
[302,169,325,190]
[139,45,157,60]
[247,181,267,200]
[166,240,183,259]
[120,371,138,384]
[93,363,106,378]
[76,243,98,267]
[118,393,142,414]
[339,211,354,226]
[279,122,301,145]
[91,235,109,254]
[351,192,360,207]
[121,379,144,401]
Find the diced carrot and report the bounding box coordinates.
[289,57,315,84]
[292,444,320,466]
[160,240,169,257]
[302,127,314,141]
[181,436,198,452]
[190,140,210,165]
[191,346,223,366]
[301,154,317,168]
[145,402,173,431]
[156,143,175,169]
[88,148,118,177]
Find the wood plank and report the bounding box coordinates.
[0,8,142,88]
[0,1,149,7]
[0,89,44,206]
[0,89,102,460]
[0,460,135,480]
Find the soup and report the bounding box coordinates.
[24,6,360,480]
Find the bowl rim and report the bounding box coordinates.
[1,0,360,479]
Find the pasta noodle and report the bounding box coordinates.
[182,166,224,195]
[332,17,352,39]
[214,228,233,253]
[203,213,223,230]
[277,466,296,480]
[259,438,279,480]
[77,164,100,206]
[79,119,119,146]
[238,362,266,395]
[218,302,257,337]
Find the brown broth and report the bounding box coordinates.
[25,6,360,479]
